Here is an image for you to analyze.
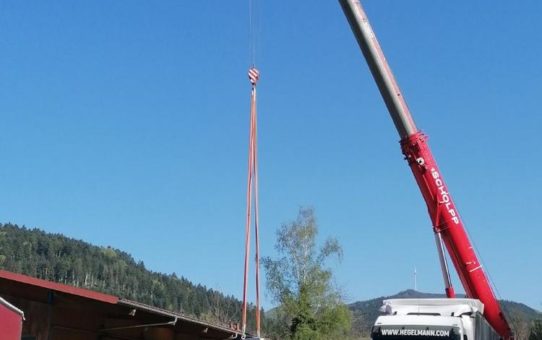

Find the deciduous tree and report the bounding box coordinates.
[263,208,351,339]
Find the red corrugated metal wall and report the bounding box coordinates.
[0,300,23,340]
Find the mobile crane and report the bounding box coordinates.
[338,1,513,339]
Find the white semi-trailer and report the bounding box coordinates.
[372,299,500,340]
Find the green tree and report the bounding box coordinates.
[530,320,542,340]
[262,208,351,340]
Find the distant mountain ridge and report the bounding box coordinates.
[349,289,541,335]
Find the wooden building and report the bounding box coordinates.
[0,270,244,340]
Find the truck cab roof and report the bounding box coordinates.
[380,298,485,317]
[375,314,462,328]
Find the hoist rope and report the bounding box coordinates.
[249,0,258,67]
[251,70,261,338]
[241,65,261,339]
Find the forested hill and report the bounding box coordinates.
[0,223,257,328]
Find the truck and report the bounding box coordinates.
[337,0,513,338]
[373,299,499,340]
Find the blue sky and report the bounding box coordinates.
[0,0,540,311]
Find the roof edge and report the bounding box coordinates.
[0,270,119,305]
[118,298,242,337]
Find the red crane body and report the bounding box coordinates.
[401,133,511,338]
[338,0,512,338]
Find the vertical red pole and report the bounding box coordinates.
[242,68,261,338]
[253,85,261,338]
[241,90,255,335]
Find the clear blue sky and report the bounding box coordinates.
[0,1,540,311]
